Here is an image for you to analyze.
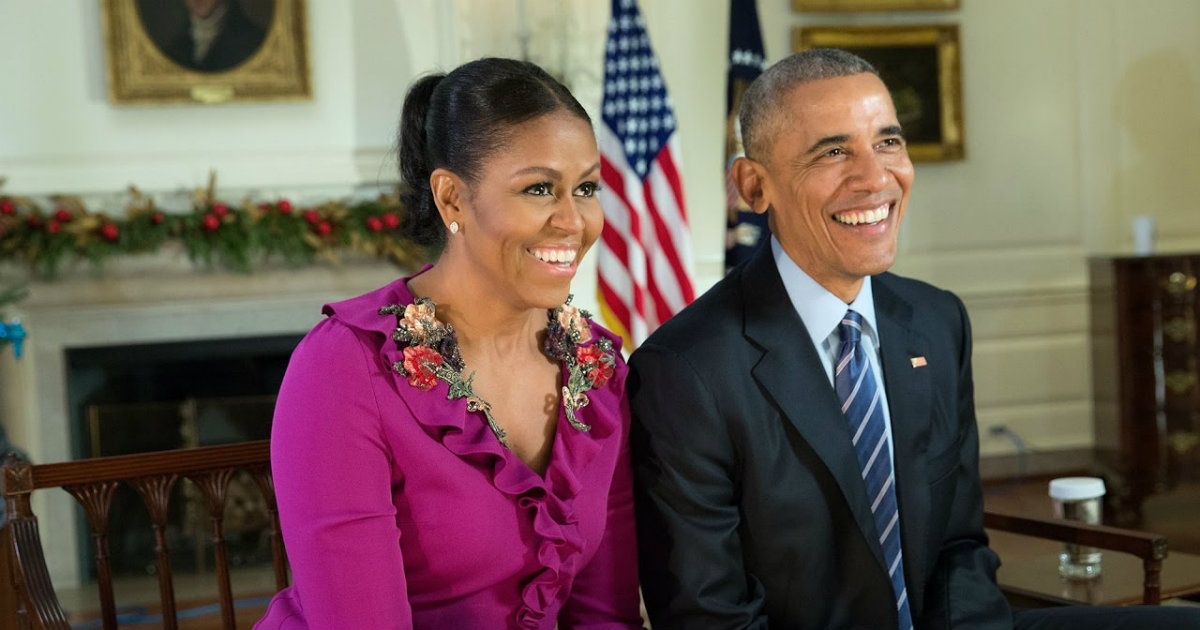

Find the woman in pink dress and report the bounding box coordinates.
[255,58,641,630]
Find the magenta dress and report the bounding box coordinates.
[255,271,642,630]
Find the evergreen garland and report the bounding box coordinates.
[0,179,431,287]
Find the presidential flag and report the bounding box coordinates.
[724,0,769,272]
[596,0,695,348]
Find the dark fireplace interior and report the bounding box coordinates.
[65,333,302,582]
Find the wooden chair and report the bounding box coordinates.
[1,440,285,630]
[984,508,1168,606]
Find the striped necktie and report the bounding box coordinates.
[835,310,913,630]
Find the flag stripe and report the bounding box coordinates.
[599,135,652,338]
[641,179,687,313]
[643,156,693,308]
[655,146,695,304]
[596,283,633,350]
[598,278,633,338]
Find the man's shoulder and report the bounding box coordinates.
[876,271,970,341]
[877,271,962,310]
[639,269,744,356]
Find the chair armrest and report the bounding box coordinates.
[984,508,1167,605]
[984,509,1167,561]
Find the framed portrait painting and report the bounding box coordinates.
[795,24,964,161]
[102,0,311,105]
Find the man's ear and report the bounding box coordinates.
[731,156,771,215]
[429,168,464,230]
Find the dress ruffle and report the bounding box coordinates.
[381,338,615,628]
[324,273,623,629]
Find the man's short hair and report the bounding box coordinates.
[739,48,878,162]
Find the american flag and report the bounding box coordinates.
[597,0,695,349]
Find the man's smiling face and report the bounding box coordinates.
[755,72,914,302]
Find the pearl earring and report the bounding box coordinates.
[449,221,460,234]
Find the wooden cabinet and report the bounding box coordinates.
[1090,254,1200,527]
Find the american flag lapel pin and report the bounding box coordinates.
[910,356,928,368]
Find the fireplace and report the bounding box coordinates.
[64,334,300,580]
[0,254,404,588]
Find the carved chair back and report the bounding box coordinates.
[1,440,285,630]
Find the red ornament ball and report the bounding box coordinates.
[0,199,14,215]
[100,223,120,242]
[47,219,62,234]
[53,208,72,222]
[151,211,165,225]
[202,213,221,231]
[303,208,320,225]
[27,215,43,228]
[277,199,293,214]
[365,216,384,232]
[382,212,400,229]
[214,203,231,217]
[316,220,333,236]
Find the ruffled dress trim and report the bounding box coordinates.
[321,268,624,629]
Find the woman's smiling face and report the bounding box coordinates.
[451,111,603,311]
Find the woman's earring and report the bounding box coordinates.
[449,221,460,234]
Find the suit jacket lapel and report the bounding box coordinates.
[740,245,886,571]
[873,275,934,610]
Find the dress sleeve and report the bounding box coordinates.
[559,362,644,630]
[270,318,413,629]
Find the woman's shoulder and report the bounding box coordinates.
[284,273,421,376]
[276,275,420,437]
[320,274,417,336]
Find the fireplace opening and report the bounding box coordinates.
[65,333,303,582]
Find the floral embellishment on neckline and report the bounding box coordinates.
[543,297,616,433]
[555,303,593,345]
[381,298,507,442]
[400,345,442,390]
[380,295,615,450]
[576,345,614,388]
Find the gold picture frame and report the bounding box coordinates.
[102,0,311,105]
[793,0,959,11]
[795,24,964,161]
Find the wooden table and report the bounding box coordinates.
[989,529,1200,606]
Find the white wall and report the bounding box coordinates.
[3,0,1200,464]
[0,2,357,192]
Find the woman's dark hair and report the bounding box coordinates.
[398,58,592,247]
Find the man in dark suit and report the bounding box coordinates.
[629,49,1200,629]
